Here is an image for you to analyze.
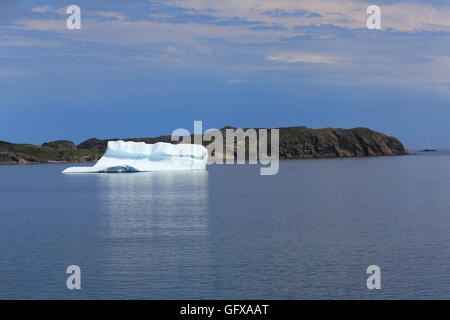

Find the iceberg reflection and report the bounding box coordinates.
[96,171,209,239]
[85,170,211,297]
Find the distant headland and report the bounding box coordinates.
[0,126,408,165]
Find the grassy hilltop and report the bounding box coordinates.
[0,140,103,164]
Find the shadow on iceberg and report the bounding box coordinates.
[98,165,139,173]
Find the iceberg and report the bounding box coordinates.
[62,140,208,173]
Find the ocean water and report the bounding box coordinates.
[1,151,450,299]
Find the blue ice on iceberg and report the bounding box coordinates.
[62,140,208,173]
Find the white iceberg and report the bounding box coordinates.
[62,140,208,173]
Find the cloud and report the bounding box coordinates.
[86,10,125,22]
[11,19,66,32]
[10,1,450,48]
[250,24,288,31]
[0,70,27,77]
[2,0,449,98]
[262,9,321,18]
[31,6,52,13]
[174,0,450,32]
[266,53,342,64]
[226,79,245,84]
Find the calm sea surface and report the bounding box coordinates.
[1,151,450,299]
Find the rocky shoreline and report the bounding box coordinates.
[0,126,408,165]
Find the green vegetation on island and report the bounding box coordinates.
[0,140,103,164]
[0,126,408,164]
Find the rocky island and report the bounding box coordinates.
[0,126,408,165]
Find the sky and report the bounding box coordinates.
[0,0,449,148]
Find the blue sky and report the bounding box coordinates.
[0,0,449,148]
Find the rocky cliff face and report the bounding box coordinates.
[277,127,408,158]
[0,151,39,164]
